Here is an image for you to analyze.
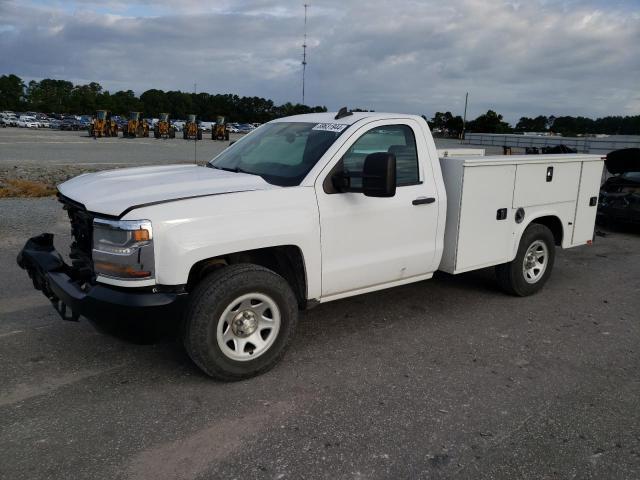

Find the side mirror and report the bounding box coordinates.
[362,152,396,197]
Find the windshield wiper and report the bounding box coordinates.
[210,165,237,173]
[210,164,258,176]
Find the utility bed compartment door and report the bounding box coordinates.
[513,162,581,207]
[456,165,516,271]
[572,161,603,245]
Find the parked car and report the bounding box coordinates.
[18,116,39,128]
[198,121,213,132]
[49,119,62,129]
[17,110,604,380]
[60,118,81,131]
[236,123,255,133]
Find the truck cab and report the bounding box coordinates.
[18,110,603,380]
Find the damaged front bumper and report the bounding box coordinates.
[17,233,186,322]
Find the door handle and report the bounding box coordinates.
[412,197,436,206]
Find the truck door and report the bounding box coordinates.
[315,119,440,298]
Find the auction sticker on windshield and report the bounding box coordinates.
[312,123,349,133]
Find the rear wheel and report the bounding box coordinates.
[183,264,298,381]
[495,224,555,296]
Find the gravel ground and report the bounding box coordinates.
[0,195,639,479]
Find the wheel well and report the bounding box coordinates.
[530,216,563,245]
[187,246,307,308]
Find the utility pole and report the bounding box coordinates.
[461,92,468,141]
[302,4,308,105]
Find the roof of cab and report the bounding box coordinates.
[271,111,426,126]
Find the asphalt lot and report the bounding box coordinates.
[0,127,238,167]
[0,129,639,479]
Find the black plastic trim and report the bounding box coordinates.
[412,197,436,205]
[17,234,187,322]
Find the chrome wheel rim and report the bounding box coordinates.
[216,292,281,362]
[522,240,548,284]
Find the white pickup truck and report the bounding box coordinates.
[18,109,604,380]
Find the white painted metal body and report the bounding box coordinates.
[57,112,604,303]
[438,154,604,274]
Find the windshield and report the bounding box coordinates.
[208,122,347,186]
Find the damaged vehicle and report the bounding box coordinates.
[598,148,640,225]
[17,110,604,380]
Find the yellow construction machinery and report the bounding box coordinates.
[183,114,202,140]
[89,110,118,138]
[154,113,175,139]
[212,115,229,141]
[122,112,149,138]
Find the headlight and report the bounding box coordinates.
[92,219,155,279]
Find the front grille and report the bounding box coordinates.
[58,194,94,280]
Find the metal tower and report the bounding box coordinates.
[302,4,308,105]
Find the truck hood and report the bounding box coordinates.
[58,164,276,217]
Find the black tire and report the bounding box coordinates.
[183,264,298,381]
[495,224,556,296]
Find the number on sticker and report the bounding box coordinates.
[312,123,349,133]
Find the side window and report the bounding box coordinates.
[341,124,420,187]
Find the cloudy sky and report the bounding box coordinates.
[0,0,638,122]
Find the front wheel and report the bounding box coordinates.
[183,264,298,381]
[495,224,555,296]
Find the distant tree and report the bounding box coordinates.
[26,78,74,112]
[0,74,26,110]
[110,90,142,116]
[11,73,639,135]
[165,90,192,119]
[515,115,549,132]
[549,116,596,136]
[429,111,464,136]
[140,89,170,117]
[466,110,512,133]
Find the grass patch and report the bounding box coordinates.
[0,179,57,198]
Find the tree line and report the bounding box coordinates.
[0,74,327,123]
[2,74,638,134]
[429,110,639,137]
